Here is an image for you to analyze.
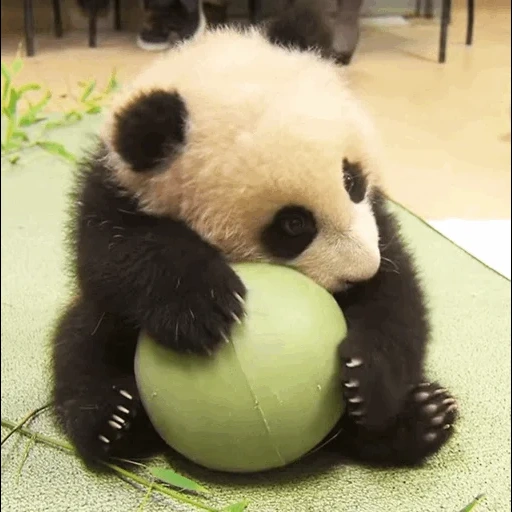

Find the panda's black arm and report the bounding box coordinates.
[334,191,429,430]
[71,162,246,354]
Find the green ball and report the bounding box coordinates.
[134,263,346,473]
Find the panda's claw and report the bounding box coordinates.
[231,312,242,324]
[111,414,126,425]
[346,358,363,368]
[117,405,130,415]
[343,379,360,389]
[414,390,430,402]
[118,389,133,400]
[430,414,445,426]
[422,403,438,415]
[424,432,438,443]
[233,292,245,305]
[95,380,143,457]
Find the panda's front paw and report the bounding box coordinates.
[339,337,404,430]
[144,258,247,355]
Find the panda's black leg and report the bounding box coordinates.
[51,298,166,469]
[326,381,458,467]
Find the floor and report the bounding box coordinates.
[1,1,511,221]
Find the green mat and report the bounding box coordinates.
[1,117,510,512]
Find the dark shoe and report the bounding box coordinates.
[137,1,173,51]
[137,0,204,51]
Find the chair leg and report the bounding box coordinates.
[466,0,474,45]
[52,0,63,38]
[89,11,98,47]
[414,0,421,17]
[248,0,261,25]
[114,0,122,31]
[438,0,451,63]
[424,0,433,18]
[23,0,35,57]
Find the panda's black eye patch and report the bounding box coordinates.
[342,158,367,203]
[261,206,317,260]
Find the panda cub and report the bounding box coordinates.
[51,3,458,470]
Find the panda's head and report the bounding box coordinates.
[100,26,382,292]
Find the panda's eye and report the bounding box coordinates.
[343,173,354,193]
[342,158,367,204]
[261,206,317,259]
[281,214,307,236]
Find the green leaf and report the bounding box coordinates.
[2,140,23,152]
[1,62,11,82]
[147,467,209,494]
[43,120,67,130]
[104,69,119,94]
[11,58,24,75]
[459,494,485,512]
[36,141,76,163]
[19,116,47,127]
[19,91,52,127]
[17,83,42,96]
[85,105,101,115]
[11,130,29,142]
[30,90,52,113]
[1,63,12,103]
[80,80,96,103]
[8,154,20,164]
[43,110,83,131]
[222,501,249,512]
[66,111,83,122]
[5,88,20,119]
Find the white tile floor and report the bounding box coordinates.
[429,219,511,279]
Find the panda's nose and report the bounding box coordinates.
[336,52,353,66]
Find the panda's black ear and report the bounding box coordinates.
[266,1,333,59]
[112,89,188,173]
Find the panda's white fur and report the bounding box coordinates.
[102,26,382,290]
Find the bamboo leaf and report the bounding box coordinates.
[6,88,20,119]
[1,62,11,82]
[1,63,12,103]
[43,111,83,131]
[222,501,249,512]
[30,90,52,114]
[459,494,485,512]
[7,154,20,164]
[66,110,83,122]
[11,58,24,75]
[85,105,102,115]
[148,466,209,494]
[80,80,96,103]
[36,141,76,163]
[17,83,42,96]
[104,69,119,94]
[11,130,29,142]
[19,116,47,127]
[2,141,23,152]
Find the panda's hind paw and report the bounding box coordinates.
[408,382,458,446]
[96,384,140,456]
[332,381,458,467]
